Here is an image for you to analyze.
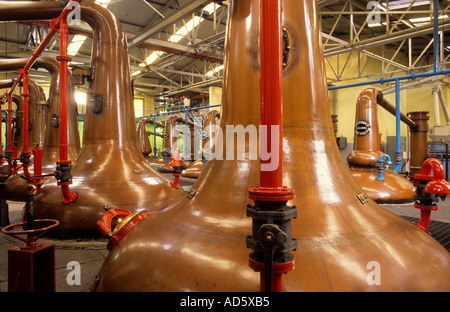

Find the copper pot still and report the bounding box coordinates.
[1,57,81,201]
[0,77,47,194]
[0,83,23,178]
[94,0,450,291]
[182,109,221,178]
[346,88,416,204]
[0,1,185,238]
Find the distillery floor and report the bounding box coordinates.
[1,172,450,292]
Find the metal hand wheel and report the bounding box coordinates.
[2,219,60,249]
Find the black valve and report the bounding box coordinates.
[20,152,31,165]
[246,200,297,292]
[55,163,73,184]
[4,151,12,162]
[394,151,403,163]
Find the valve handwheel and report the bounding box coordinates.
[2,219,59,249]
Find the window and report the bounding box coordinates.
[75,91,87,115]
[134,98,144,117]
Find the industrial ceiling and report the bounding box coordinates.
[0,0,449,102]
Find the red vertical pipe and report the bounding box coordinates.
[259,0,283,188]
[55,11,77,204]
[58,17,69,163]
[0,99,3,158]
[20,69,30,155]
[6,93,13,154]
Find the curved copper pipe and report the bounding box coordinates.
[377,93,416,128]
[136,119,153,157]
[202,110,221,153]
[164,115,183,150]
[0,1,66,21]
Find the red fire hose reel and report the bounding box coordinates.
[96,207,152,250]
[412,158,450,234]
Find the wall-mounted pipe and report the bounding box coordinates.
[328,70,450,91]
[393,79,402,173]
[437,85,450,125]
[432,85,441,126]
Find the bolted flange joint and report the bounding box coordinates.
[55,162,73,185]
[246,200,297,292]
[19,152,31,165]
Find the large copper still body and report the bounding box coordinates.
[347,88,416,203]
[27,1,185,239]
[95,0,450,291]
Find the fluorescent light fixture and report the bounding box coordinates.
[95,0,111,8]
[409,14,448,25]
[131,70,142,77]
[203,2,221,15]
[168,16,204,43]
[139,15,205,67]
[382,0,430,10]
[67,34,87,56]
[206,64,224,76]
[139,51,164,67]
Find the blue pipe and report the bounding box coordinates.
[376,154,393,181]
[204,149,212,166]
[139,104,221,159]
[139,104,221,119]
[328,69,450,91]
[163,148,171,163]
[394,79,402,173]
[433,0,440,72]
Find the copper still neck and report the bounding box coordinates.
[347,88,384,167]
[408,111,430,177]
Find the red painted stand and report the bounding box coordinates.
[2,219,59,292]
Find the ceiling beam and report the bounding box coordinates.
[127,0,211,48]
